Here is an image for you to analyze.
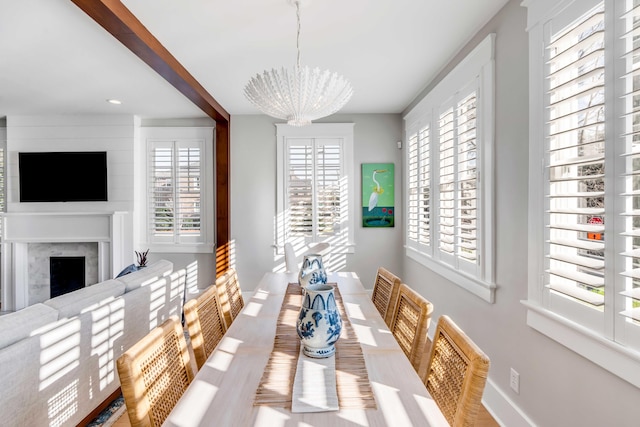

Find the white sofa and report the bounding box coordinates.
[0,260,186,427]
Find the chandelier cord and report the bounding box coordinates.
[243,0,353,126]
[295,1,301,71]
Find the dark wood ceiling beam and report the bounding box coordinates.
[71,0,231,271]
[70,0,229,124]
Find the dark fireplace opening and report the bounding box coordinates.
[50,256,86,298]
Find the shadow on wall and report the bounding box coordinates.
[216,240,236,277]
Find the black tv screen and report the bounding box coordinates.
[19,152,108,202]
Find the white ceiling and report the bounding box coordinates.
[0,0,510,120]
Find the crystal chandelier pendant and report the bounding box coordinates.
[244,0,353,126]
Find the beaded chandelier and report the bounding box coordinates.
[243,0,353,126]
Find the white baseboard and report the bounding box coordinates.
[482,377,536,427]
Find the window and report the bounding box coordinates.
[0,132,5,213]
[276,123,355,254]
[525,0,640,388]
[142,127,213,252]
[404,34,495,302]
[0,129,5,238]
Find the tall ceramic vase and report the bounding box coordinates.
[296,283,342,358]
[297,254,327,289]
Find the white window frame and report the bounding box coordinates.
[275,123,355,255]
[524,0,640,389]
[403,34,496,303]
[140,127,214,253]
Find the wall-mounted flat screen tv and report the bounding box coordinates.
[19,151,108,202]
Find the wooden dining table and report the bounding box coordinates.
[163,271,449,427]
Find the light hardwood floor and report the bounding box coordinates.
[476,404,501,427]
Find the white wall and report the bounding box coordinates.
[402,1,640,426]
[230,114,403,292]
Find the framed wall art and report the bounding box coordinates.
[362,163,394,227]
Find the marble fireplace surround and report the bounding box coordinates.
[1,212,127,311]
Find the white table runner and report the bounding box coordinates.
[291,347,339,413]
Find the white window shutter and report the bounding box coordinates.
[149,141,202,243]
[286,140,313,237]
[437,90,479,271]
[456,92,478,264]
[439,106,456,258]
[150,144,174,237]
[407,124,431,251]
[545,4,606,307]
[619,2,640,322]
[408,131,420,245]
[176,146,201,236]
[285,138,343,240]
[315,141,342,237]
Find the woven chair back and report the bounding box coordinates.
[215,267,244,328]
[184,284,228,370]
[389,283,433,377]
[424,315,490,427]
[371,267,402,327]
[117,316,195,427]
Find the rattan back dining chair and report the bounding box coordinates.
[389,283,434,377]
[184,284,228,370]
[423,315,490,427]
[116,316,196,427]
[215,267,244,329]
[371,267,402,327]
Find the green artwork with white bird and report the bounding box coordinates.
[362,163,394,227]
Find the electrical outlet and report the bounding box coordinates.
[510,368,520,394]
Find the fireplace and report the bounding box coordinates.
[50,256,86,298]
[1,212,129,311]
[26,242,98,304]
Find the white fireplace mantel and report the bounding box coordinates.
[1,211,128,311]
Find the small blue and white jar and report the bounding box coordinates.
[298,254,327,289]
[296,283,342,358]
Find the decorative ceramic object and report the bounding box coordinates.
[298,254,327,289]
[296,283,342,358]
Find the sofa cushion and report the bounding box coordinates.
[116,259,173,292]
[0,303,59,349]
[44,279,125,318]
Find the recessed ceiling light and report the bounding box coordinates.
[106,99,122,105]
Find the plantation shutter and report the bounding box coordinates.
[408,131,420,244]
[287,140,313,237]
[149,140,202,242]
[285,138,343,241]
[545,4,606,307]
[316,141,341,236]
[438,89,479,271]
[176,146,201,236]
[0,145,4,238]
[418,126,431,247]
[150,144,174,236]
[0,146,4,212]
[439,106,456,257]
[457,92,478,264]
[408,124,431,250]
[620,1,640,322]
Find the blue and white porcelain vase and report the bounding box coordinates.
[296,283,342,358]
[297,254,327,289]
